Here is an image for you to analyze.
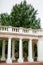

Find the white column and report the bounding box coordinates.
[18,38,23,63]
[37,38,43,62]
[1,40,6,61]
[28,39,33,62]
[6,38,12,64]
[12,40,15,60]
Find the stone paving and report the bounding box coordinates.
[0,62,43,65]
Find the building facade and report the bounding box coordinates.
[0,26,43,64]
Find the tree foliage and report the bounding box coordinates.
[0,13,11,26]
[0,0,41,29]
[10,0,41,29]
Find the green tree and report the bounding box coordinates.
[10,0,41,29]
[0,13,11,26]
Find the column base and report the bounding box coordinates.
[18,58,23,63]
[6,58,12,64]
[1,57,6,61]
[12,57,16,60]
[28,57,33,62]
[37,57,43,62]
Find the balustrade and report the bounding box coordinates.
[0,26,43,35]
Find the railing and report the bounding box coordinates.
[0,26,8,31]
[0,26,43,35]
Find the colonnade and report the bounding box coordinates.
[1,37,43,64]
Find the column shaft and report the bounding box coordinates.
[18,38,23,63]
[1,40,6,61]
[12,40,15,60]
[37,38,43,62]
[28,39,33,62]
[6,38,12,64]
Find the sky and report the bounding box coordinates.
[0,0,43,28]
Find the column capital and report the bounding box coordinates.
[19,38,23,40]
[2,39,5,41]
[8,37,12,39]
[29,38,33,40]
